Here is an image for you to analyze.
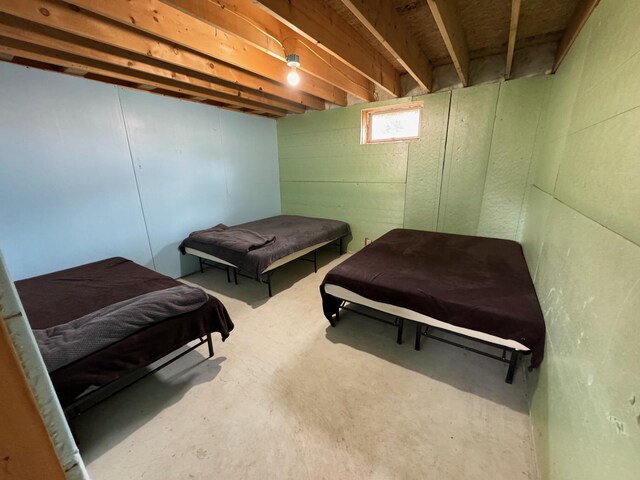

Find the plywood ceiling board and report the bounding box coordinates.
[457,0,510,56]
[392,0,450,63]
[325,0,404,70]
[517,0,578,40]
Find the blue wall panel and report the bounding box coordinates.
[218,109,281,224]
[0,62,281,280]
[0,64,152,279]
[119,89,227,278]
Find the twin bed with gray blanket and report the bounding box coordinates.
[180,215,351,296]
[16,257,234,408]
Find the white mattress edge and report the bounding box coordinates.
[184,248,237,268]
[185,239,334,274]
[324,284,529,352]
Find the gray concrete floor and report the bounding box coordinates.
[74,251,538,480]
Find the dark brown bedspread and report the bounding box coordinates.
[320,229,545,367]
[180,215,351,280]
[15,257,234,404]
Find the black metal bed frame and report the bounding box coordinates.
[330,300,529,384]
[197,236,346,297]
[63,332,214,420]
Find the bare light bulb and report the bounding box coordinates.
[287,68,300,86]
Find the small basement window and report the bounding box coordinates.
[361,102,423,144]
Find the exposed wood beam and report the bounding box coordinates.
[337,0,433,92]
[255,0,401,97]
[505,0,521,80]
[0,15,304,113]
[165,0,375,101]
[426,0,469,86]
[0,34,288,116]
[3,45,278,117]
[553,0,600,72]
[57,0,346,105]
[0,0,324,110]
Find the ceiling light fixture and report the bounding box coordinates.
[286,53,300,87]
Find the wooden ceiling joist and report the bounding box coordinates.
[337,0,433,92]
[0,0,324,111]
[553,0,601,72]
[165,0,375,102]
[255,0,401,97]
[0,15,303,114]
[505,0,522,80]
[426,0,469,86]
[0,35,288,116]
[56,0,346,106]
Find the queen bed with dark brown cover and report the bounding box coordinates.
[15,257,234,412]
[180,215,351,296]
[320,229,545,383]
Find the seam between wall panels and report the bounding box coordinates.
[552,102,640,200]
[218,110,230,201]
[436,92,455,230]
[401,105,410,228]
[475,83,502,235]
[116,89,156,271]
[515,79,551,243]
[435,93,453,230]
[552,193,640,248]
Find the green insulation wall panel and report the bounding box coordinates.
[518,185,553,278]
[518,0,640,478]
[403,92,450,231]
[477,77,550,239]
[555,106,640,245]
[278,98,416,251]
[437,84,500,235]
[530,136,566,195]
[278,78,548,251]
[281,181,405,250]
[528,200,640,480]
[279,134,409,183]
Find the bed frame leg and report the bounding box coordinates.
[225,266,231,283]
[199,257,204,274]
[505,351,519,384]
[313,250,318,273]
[396,317,404,344]
[266,273,273,297]
[339,237,344,255]
[233,268,238,285]
[414,322,423,351]
[206,333,214,358]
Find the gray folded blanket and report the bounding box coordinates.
[181,223,275,253]
[33,284,209,372]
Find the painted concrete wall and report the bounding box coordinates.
[0,62,280,280]
[517,0,640,478]
[278,76,549,250]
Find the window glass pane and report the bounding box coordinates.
[370,108,420,141]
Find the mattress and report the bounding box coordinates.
[180,215,351,280]
[324,284,529,351]
[15,257,234,404]
[185,239,334,273]
[320,229,545,367]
